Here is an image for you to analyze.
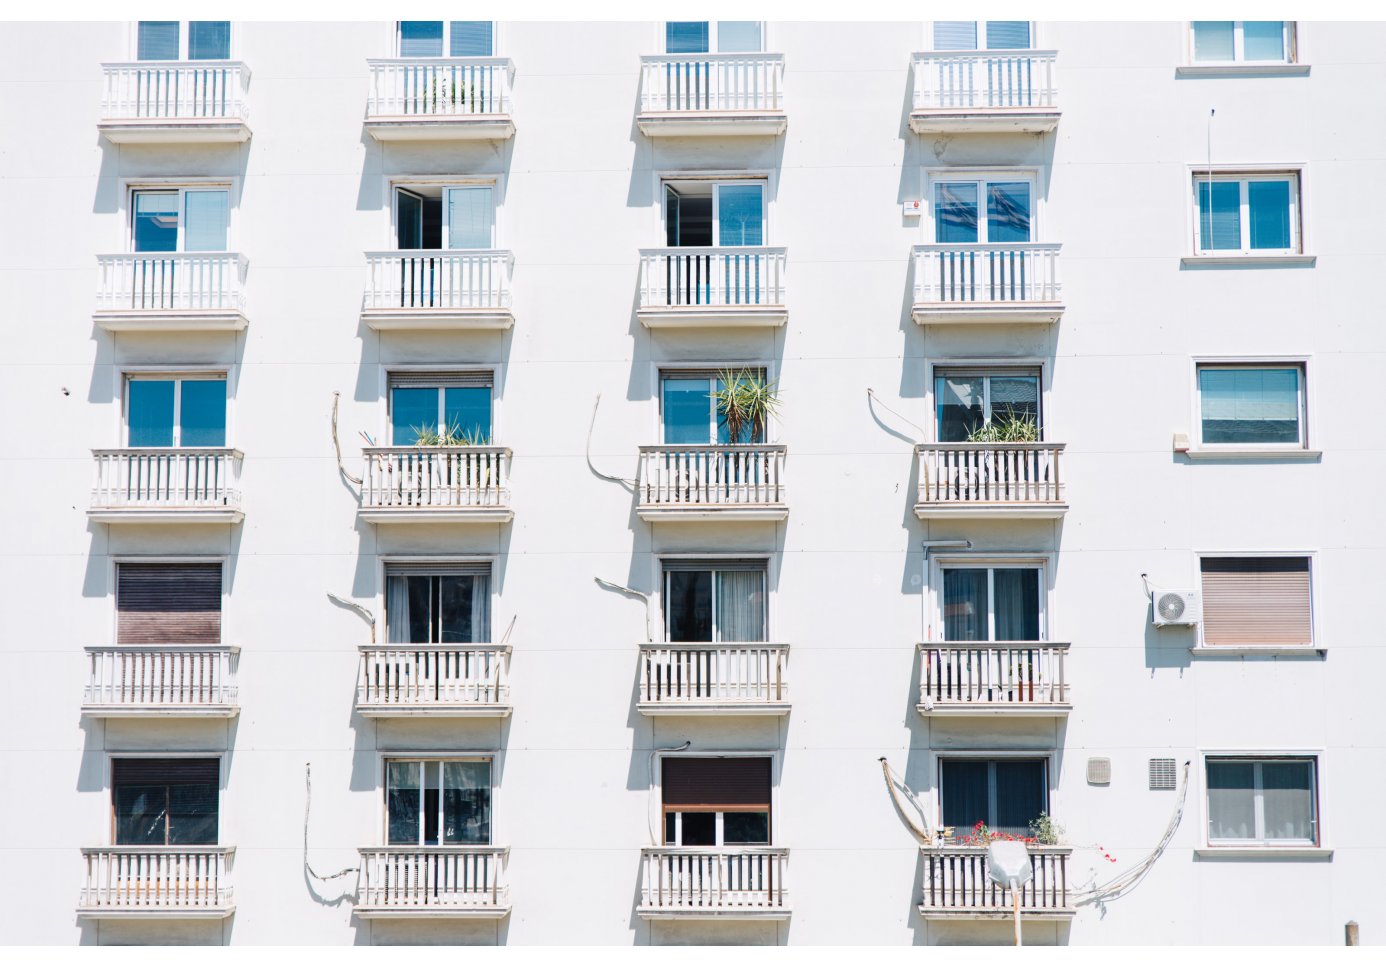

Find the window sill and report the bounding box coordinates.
[1189,646,1324,658]
[1176,64,1311,78]
[1180,448,1321,461]
[1195,846,1332,859]
[1181,254,1316,267]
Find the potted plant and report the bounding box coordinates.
[409,422,495,501]
[712,367,780,444]
[429,77,471,113]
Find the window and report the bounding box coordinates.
[1196,364,1305,447]
[385,563,490,644]
[132,188,229,253]
[662,757,771,846]
[394,185,494,250]
[933,177,1032,244]
[137,21,230,61]
[664,21,763,54]
[661,369,768,445]
[664,180,765,248]
[940,758,1047,838]
[116,562,222,645]
[398,21,494,57]
[941,564,1043,642]
[1199,557,1313,648]
[113,758,219,846]
[125,374,227,448]
[663,560,767,643]
[931,21,1031,50]
[1206,757,1318,845]
[1193,173,1300,255]
[1191,22,1295,64]
[388,371,492,445]
[935,368,1041,442]
[385,758,491,846]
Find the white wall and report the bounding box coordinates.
[0,20,1381,945]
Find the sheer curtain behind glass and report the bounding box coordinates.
[994,569,1040,641]
[717,569,766,641]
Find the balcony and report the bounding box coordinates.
[362,251,514,330]
[917,643,1070,717]
[910,50,1059,134]
[919,846,1073,920]
[99,62,250,143]
[360,447,513,524]
[912,244,1063,325]
[356,847,510,919]
[915,443,1067,519]
[638,847,790,920]
[638,644,789,716]
[637,445,787,522]
[94,253,248,332]
[638,54,786,137]
[365,58,514,141]
[82,645,239,719]
[89,449,244,524]
[357,644,511,718]
[637,247,787,327]
[78,847,235,919]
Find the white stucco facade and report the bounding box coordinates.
[0,20,1381,945]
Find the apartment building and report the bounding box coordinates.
[0,20,1379,945]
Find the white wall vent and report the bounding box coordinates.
[1086,757,1111,785]
[1149,758,1177,790]
[1151,588,1201,627]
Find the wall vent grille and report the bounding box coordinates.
[1149,758,1177,790]
[1086,757,1111,785]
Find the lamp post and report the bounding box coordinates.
[986,841,1034,947]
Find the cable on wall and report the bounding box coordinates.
[331,391,363,486]
[647,741,691,841]
[304,763,359,883]
[587,394,637,487]
[594,577,654,642]
[327,593,375,644]
[867,388,927,444]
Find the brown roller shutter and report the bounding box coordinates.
[113,757,220,786]
[662,757,771,809]
[117,563,222,644]
[1201,557,1312,646]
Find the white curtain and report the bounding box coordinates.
[386,576,411,644]
[717,570,765,642]
[470,575,491,642]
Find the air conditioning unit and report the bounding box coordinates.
[1151,588,1201,627]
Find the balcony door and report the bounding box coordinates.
[664,560,767,643]
[113,758,220,846]
[665,181,764,248]
[662,756,771,846]
[933,178,1031,245]
[137,21,230,61]
[664,21,763,54]
[116,562,222,645]
[935,368,1041,442]
[931,21,1031,50]
[661,369,766,445]
[394,186,493,251]
[385,564,491,645]
[133,188,229,253]
[388,371,493,445]
[385,758,491,846]
[942,564,1043,642]
[940,758,1047,838]
[125,374,227,448]
[398,21,493,57]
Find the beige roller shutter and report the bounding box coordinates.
[1200,557,1312,646]
[117,563,223,644]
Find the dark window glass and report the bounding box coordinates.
[680,812,716,846]
[943,569,987,641]
[993,760,1046,836]
[994,569,1040,641]
[723,811,770,844]
[940,760,989,831]
[667,571,713,642]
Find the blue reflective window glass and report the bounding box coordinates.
[666,22,710,54]
[444,388,491,442]
[934,183,979,244]
[985,21,1030,49]
[133,193,179,253]
[716,22,761,53]
[399,22,444,57]
[179,380,227,447]
[717,185,763,246]
[392,388,439,444]
[189,22,230,60]
[1192,21,1234,61]
[137,22,180,61]
[1199,367,1301,444]
[1198,181,1241,251]
[663,379,712,444]
[183,191,229,253]
[1248,180,1292,250]
[128,381,175,447]
[987,182,1031,243]
[449,21,493,56]
[932,21,977,50]
[1243,22,1285,61]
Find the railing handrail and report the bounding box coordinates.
[643,641,788,650]
[640,443,785,454]
[913,48,1057,60]
[641,52,784,65]
[83,845,234,856]
[98,250,247,263]
[87,643,238,654]
[92,446,244,458]
[363,445,511,456]
[367,56,514,70]
[915,442,1064,453]
[642,845,789,857]
[922,844,1071,856]
[913,242,1061,254]
[360,643,510,654]
[639,245,786,256]
[920,640,1068,651]
[359,845,509,856]
[365,248,513,261]
[102,59,249,71]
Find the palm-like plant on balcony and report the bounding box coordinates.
[428,77,472,113]
[407,422,495,500]
[713,368,780,444]
[965,409,1039,443]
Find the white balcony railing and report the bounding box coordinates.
[79,847,235,917]
[918,643,1069,712]
[366,58,513,119]
[91,449,243,515]
[95,253,247,318]
[916,443,1065,511]
[360,446,512,518]
[638,248,786,312]
[357,644,511,714]
[357,847,509,916]
[100,61,250,126]
[639,643,789,712]
[640,53,785,115]
[920,846,1072,917]
[912,50,1058,113]
[363,250,513,315]
[84,645,238,715]
[638,445,786,514]
[913,244,1061,307]
[639,847,789,917]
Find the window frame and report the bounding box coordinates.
[131,20,235,62]
[380,364,500,447]
[654,553,775,646]
[1198,751,1325,853]
[375,556,497,645]
[394,21,497,58]
[108,554,229,647]
[661,178,769,248]
[120,367,232,449]
[660,21,767,54]
[1190,170,1302,257]
[933,751,1055,839]
[654,751,778,848]
[657,364,773,446]
[931,364,1046,442]
[1195,552,1318,653]
[1187,21,1297,65]
[923,168,1041,246]
[1192,359,1309,452]
[928,553,1054,645]
[661,558,770,644]
[925,21,1037,51]
[107,753,225,847]
[126,181,235,254]
[378,752,498,848]
[656,169,774,248]
[387,176,501,251]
